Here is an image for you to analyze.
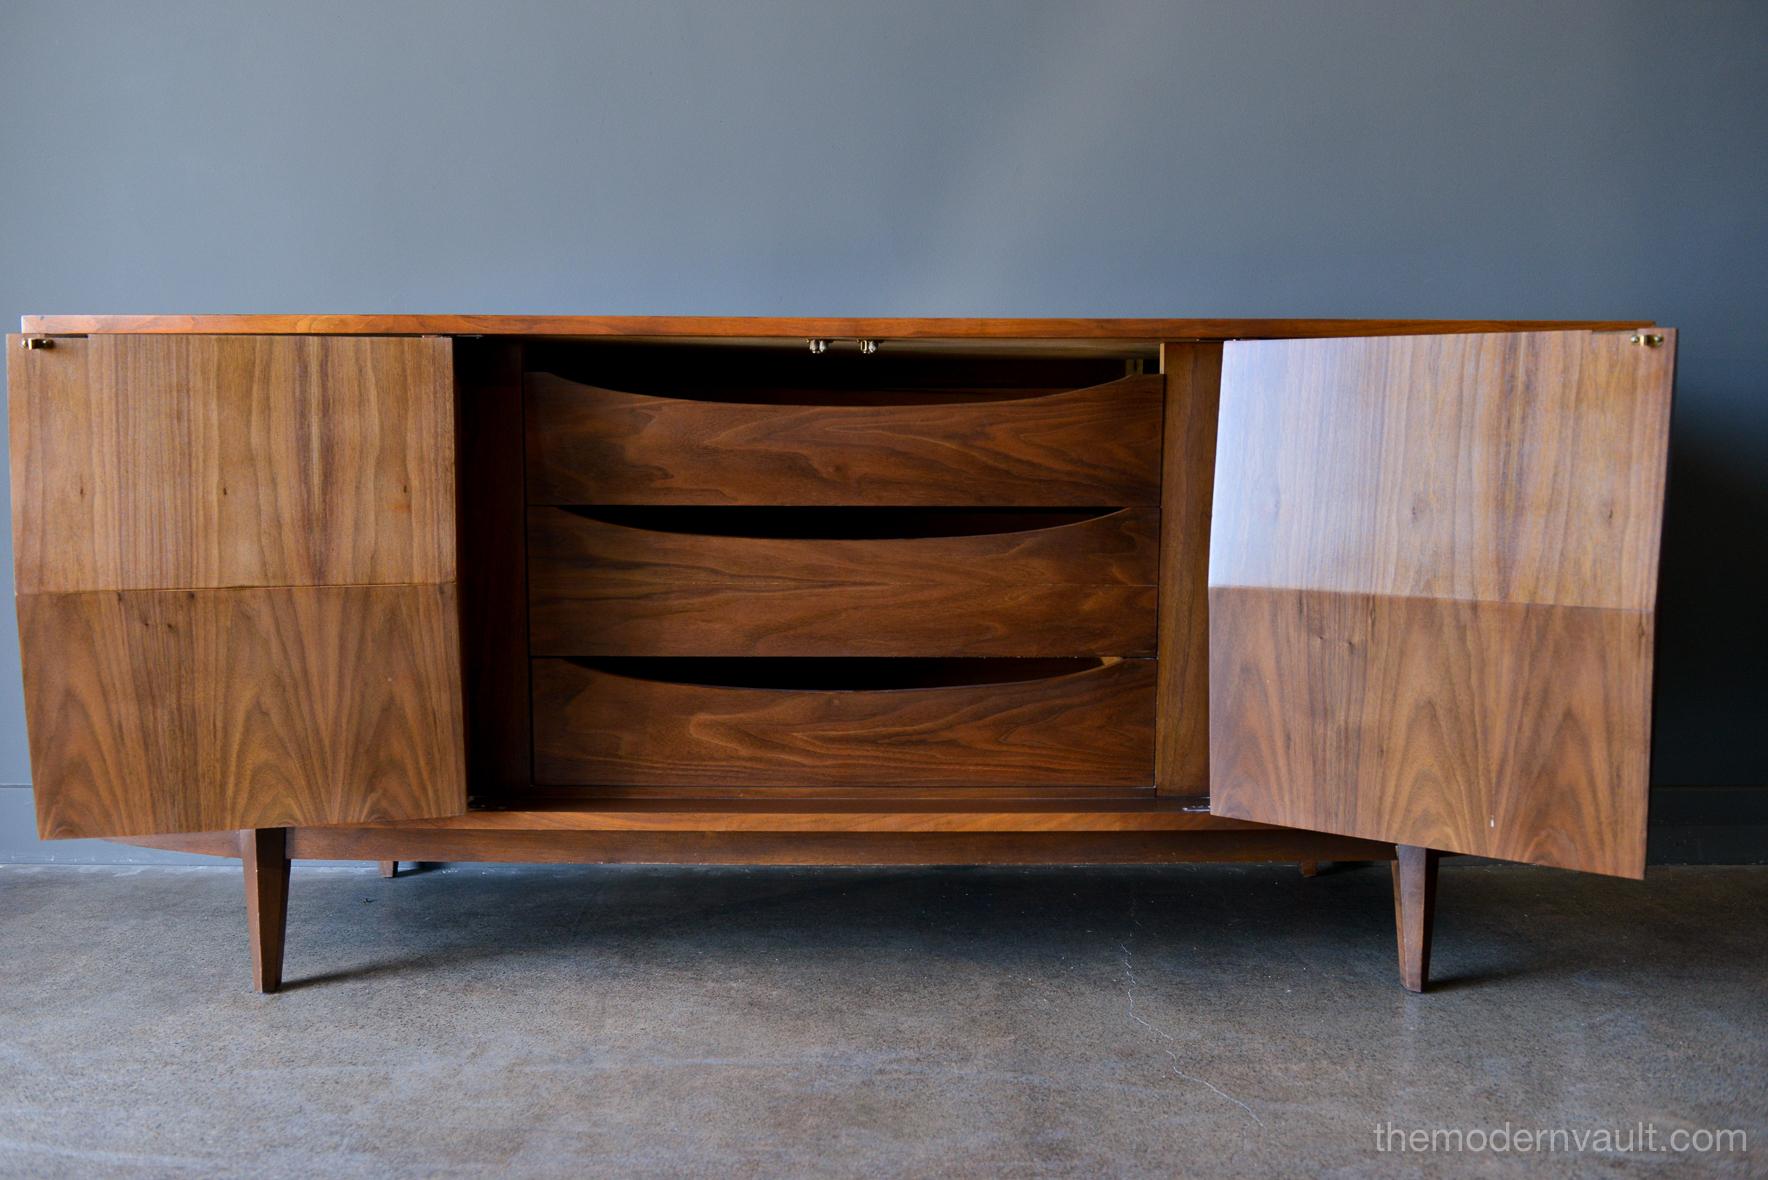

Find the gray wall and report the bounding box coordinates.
[2,0,1764,862]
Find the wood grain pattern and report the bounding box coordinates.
[528,507,1157,657]
[525,372,1164,506]
[1208,330,1675,878]
[1154,342,1222,794]
[523,783,1169,802]
[532,658,1156,788]
[20,315,1653,340]
[1209,331,1675,610]
[9,334,455,594]
[282,831,1400,866]
[115,796,1265,840]
[1210,589,1654,876]
[275,827,1400,867]
[352,796,1236,832]
[21,585,466,839]
[125,817,1395,865]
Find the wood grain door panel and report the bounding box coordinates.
[1208,331,1671,610]
[8,333,466,838]
[524,372,1164,506]
[21,585,466,839]
[532,658,1156,788]
[527,507,1158,657]
[9,334,455,593]
[1211,588,1652,875]
[1207,330,1674,877]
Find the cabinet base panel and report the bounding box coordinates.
[125,825,1396,864]
[118,799,1399,865]
[127,817,1432,993]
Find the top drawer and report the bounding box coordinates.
[525,371,1164,506]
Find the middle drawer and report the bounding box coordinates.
[528,506,1158,658]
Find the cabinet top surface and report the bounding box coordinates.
[19,314,1650,340]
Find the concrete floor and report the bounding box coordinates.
[0,862,1762,1179]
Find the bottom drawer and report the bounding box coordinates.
[532,657,1155,788]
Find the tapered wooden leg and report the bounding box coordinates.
[242,828,290,994]
[379,860,398,878]
[1298,860,1319,877]
[1391,845,1440,993]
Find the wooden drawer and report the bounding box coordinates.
[527,506,1158,657]
[532,657,1156,788]
[524,372,1163,506]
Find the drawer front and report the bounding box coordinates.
[533,658,1156,788]
[525,372,1163,506]
[528,507,1158,658]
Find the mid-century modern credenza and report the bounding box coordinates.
[7,315,1676,994]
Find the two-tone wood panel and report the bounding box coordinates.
[9,334,467,838]
[528,506,1158,657]
[533,658,1155,788]
[1206,330,1675,877]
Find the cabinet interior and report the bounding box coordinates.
[454,336,1177,813]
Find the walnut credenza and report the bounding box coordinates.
[8,315,1676,993]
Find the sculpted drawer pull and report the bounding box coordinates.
[550,505,1135,541]
[566,656,1122,692]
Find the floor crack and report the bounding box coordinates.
[1119,898,1264,1128]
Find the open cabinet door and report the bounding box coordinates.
[1207,330,1674,878]
[10,334,467,839]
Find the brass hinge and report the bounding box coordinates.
[1630,333,1665,348]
